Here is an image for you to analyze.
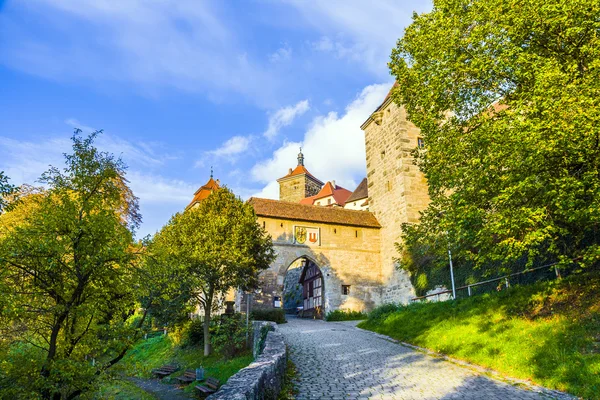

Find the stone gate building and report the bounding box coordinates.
[190,84,430,317]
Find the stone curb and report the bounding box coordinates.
[207,321,287,400]
[354,325,578,400]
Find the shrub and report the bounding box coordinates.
[366,303,404,323]
[325,309,368,321]
[251,308,286,324]
[183,318,205,346]
[212,314,250,359]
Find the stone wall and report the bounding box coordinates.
[253,217,382,315]
[363,100,431,304]
[278,175,322,203]
[207,321,286,400]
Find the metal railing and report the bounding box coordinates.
[410,261,564,303]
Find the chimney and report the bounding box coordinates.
[288,168,293,174]
[331,180,336,188]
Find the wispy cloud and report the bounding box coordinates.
[264,100,310,139]
[65,118,96,133]
[289,0,431,76]
[209,135,253,158]
[0,0,278,105]
[269,44,292,63]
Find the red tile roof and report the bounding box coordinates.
[303,181,352,206]
[248,197,381,228]
[277,165,323,184]
[187,177,220,209]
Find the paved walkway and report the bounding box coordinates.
[279,317,553,400]
[128,377,192,400]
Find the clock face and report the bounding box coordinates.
[295,226,307,244]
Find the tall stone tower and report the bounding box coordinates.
[361,85,431,304]
[277,149,323,202]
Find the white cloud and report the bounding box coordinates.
[264,100,310,139]
[269,44,292,63]
[251,181,280,200]
[289,0,432,76]
[0,0,278,105]
[252,83,391,196]
[65,118,96,133]
[209,135,252,158]
[312,36,334,52]
[126,171,197,205]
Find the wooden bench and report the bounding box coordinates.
[151,364,179,378]
[195,377,220,397]
[176,369,197,384]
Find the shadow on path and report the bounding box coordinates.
[128,377,193,400]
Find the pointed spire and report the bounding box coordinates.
[298,147,304,166]
[210,166,213,179]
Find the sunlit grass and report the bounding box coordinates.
[358,270,600,399]
[98,331,253,397]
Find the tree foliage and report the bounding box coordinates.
[391,0,600,286]
[0,131,145,399]
[0,171,15,213]
[149,187,275,356]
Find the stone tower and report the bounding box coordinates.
[361,85,431,304]
[277,149,323,202]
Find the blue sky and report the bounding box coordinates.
[0,0,432,237]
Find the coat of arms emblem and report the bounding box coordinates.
[295,226,307,244]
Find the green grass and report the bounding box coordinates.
[358,270,600,399]
[98,332,253,398]
[277,348,298,400]
[325,309,368,321]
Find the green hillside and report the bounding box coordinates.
[359,270,600,399]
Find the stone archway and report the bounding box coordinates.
[280,255,325,319]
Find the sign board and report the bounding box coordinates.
[293,226,320,246]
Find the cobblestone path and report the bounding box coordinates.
[279,317,553,400]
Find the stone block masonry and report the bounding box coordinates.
[207,321,287,400]
[363,99,431,304]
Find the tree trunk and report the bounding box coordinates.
[203,289,214,356]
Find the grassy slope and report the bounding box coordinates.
[96,334,252,398]
[358,270,600,399]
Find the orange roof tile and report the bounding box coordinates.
[277,165,323,184]
[312,181,352,205]
[187,177,220,209]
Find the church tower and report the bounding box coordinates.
[277,149,323,202]
[361,83,430,304]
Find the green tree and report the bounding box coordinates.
[156,187,274,356]
[390,0,600,281]
[0,171,15,213]
[0,130,146,399]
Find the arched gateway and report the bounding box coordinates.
[244,198,387,317]
[282,257,324,318]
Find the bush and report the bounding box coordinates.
[325,309,368,321]
[251,308,286,324]
[212,314,250,359]
[183,318,205,346]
